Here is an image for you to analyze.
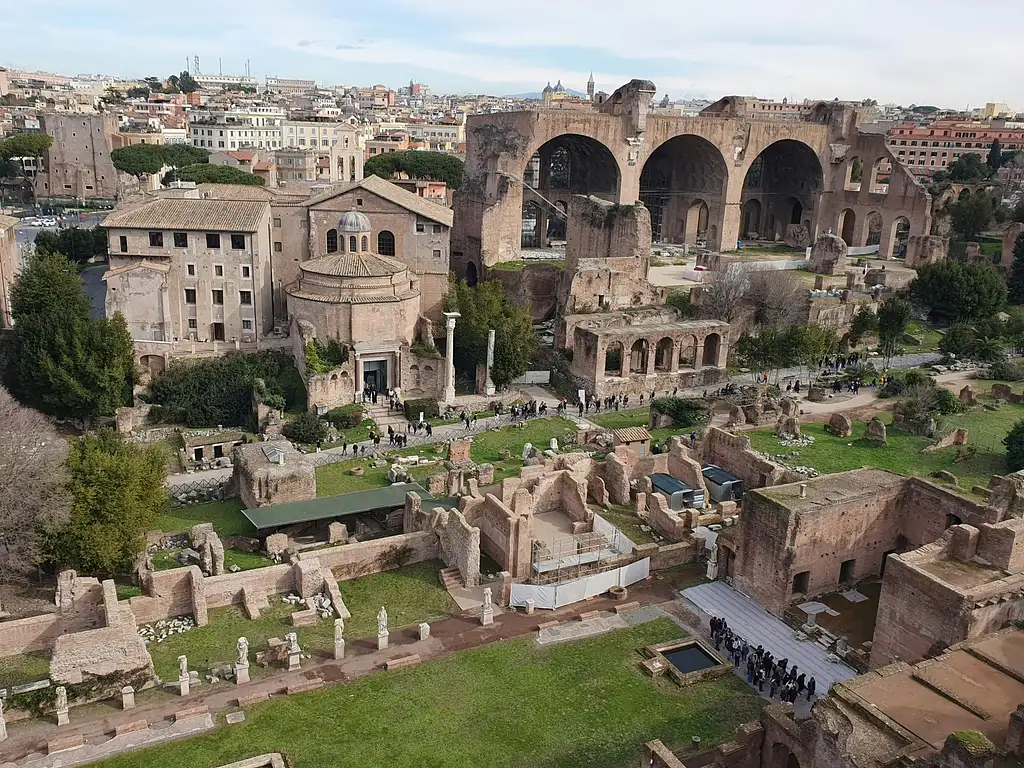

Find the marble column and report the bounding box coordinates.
[0,697,7,741]
[484,329,496,396]
[443,312,460,405]
[334,618,346,660]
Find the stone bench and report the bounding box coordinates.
[537,620,560,631]
[48,734,84,754]
[114,719,149,736]
[613,601,641,614]
[174,705,209,722]
[286,678,324,695]
[385,654,422,671]
[578,610,602,621]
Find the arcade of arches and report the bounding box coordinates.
[739,139,824,244]
[521,134,619,250]
[571,319,730,398]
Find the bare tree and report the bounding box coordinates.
[0,387,71,582]
[746,268,807,328]
[700,263,750,323]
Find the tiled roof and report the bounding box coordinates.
[101,198,267,232]
[613,427,652,443]
[287,290,401,304]
[300,251,407,278]
[196,183,276,201]
[304,174,453,226]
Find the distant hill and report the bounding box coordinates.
[504,88,588,100]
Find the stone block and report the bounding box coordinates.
[537,620,559,631]
[865,417,887,445]
[826,412,853,437]
[291,608,318,626]
[726,404,744,427]
[418,622,430,641]
[959,385,978,406]
[385,654,422,670]
[120,685,135,710]
[613,601,641,613]
[808,233,848,275]
[448,439,472,465]
[265,533,289,557]
[328,522,349,545]
[426,473,446,496]
[241,585,269,620]
[775,415,800,437]
[47,735,84,754]
[293,558,324,598]
[238,691,270,708]
[475,463,494,485]
[174,705,209,722]
[950,524,980,562]
[286,679,324,695]
[114,719,148,736]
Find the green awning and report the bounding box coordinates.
[243,483,431,530]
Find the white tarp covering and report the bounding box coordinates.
[592,513,635,554]
[509,558,650,610]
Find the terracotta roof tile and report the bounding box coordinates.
[101,198,267,232]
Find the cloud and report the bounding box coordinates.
[1,0,1022,107]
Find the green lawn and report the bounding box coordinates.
[94,618,764,768]
[0,651,52,688]
[905,320,944,352]
[155,500,254,539]
[143,561,455,682]
[488,259,564,272]
[590,408,648,430]
[469,417,577,464]
[746,419,1005,493]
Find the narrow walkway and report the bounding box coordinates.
[681,581,856,695]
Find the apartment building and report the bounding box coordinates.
[366,132,410,156]
[189,107,285,151]
[103,189,274,371]
[280,120,363,183]
[265,77,317,94]
[886,119,1024,171]
[193,74,259,90]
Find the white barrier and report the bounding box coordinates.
[592,513,635,554]
[508,558,650,610]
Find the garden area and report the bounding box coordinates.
[96,618,764,768]
[143,561,455,683]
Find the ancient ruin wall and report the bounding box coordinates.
[699,427,787,491]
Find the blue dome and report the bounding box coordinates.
[337,210,371,232]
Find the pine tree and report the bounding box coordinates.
[988,139,1003,172]
[1009,233,1024,304]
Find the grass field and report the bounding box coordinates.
[590,408,648,430]
[0,651,52,688]
[155,500,254,539]
[94,618,764,768]
[747,416,1007,493]
[144,561,454,682]
[598,505,658,545]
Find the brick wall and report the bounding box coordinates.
[0,613,63,658]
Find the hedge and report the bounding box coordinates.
[326,403,364,429]
[404,397,439,422]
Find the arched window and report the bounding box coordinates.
[361,235,368,252]
[326,228,338,253]
[377,230,396,256]
[348,235,357,253]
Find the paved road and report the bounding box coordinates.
[15,214,108,317]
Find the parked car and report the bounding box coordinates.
[40,217,57,227]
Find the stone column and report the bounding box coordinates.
[55,686,69,726]
[177,655,190,696]
[645,341,655,375]
[0,697,7,742]
[669,340,679,373]
[442,312,460,405]
[484,329,496,396]
[334,618,346,660]
[694,342,704,372]
[121,686,136,710]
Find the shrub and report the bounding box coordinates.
[650,397,711,428]
[305,339,349,376]
[326,403,364,429]
[404,397,439,422]
[146,405,167,423]
[282,412,329,445]
[988,358,1024,381]
[150,351,305,427]
[1004,420,1024,472]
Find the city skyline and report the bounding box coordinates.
[2,0,1022,108]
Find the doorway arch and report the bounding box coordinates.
[629,339,649,374]
[839,209,857,246]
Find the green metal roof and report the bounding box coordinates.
[242,483,431,530]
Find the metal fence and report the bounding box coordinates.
[166,476,232,507]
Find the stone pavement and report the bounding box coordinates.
[0,579,681,765]
[681,581,857,697]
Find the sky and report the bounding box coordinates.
[2,0,1023,109]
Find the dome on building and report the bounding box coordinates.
[554,80,565,93]
[300,251,407,279]
[542,81,554,95]
[337,210,371,232]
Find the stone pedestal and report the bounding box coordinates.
[287,652,301,672]
[525,599,535,616]
[0,704,6,742]
[235,662,250,684]
[56,708,69,727]
[418,622,430,641]
[481,607,494,626]
[178,676,190,697]
[121,686,135,710]
[378,630,389,651]
[334,638,346,660]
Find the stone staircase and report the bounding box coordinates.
[362,402,409,431]
[439,567,465,592]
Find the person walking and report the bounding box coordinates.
[806,677,816,701]
[796,673,806,697]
